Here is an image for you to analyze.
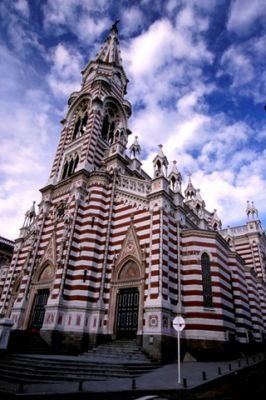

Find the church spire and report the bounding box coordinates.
[95,21,123,67]
[81,21,128,96]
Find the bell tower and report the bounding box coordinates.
[0,23,134,352]
[47,22,132,186]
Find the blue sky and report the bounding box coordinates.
[0,0,266,239]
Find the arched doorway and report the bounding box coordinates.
[28,288,50,330]
[26,263,55,331]
[109,258,144,340]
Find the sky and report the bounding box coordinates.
[0,0,266,240]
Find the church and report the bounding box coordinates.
[1,24,266,362]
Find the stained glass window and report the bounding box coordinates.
[201,252,213,307]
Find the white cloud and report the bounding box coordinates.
[220,47,254,87]
[121,6,144,36]
[227,0,266,34]
[75,16,111,43]
[124,18,212,77]
[0,1,42,55]
[218,34,266,102]
[44,0,110,43]
[175,5,209,32]
[166,0,179,14]
[47,44,83,98]
[13,0,29,18]
[0,44,58,240]
[122,12,215,178]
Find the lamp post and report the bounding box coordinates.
[173,217,185,385]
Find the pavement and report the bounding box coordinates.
[1,351,265,396]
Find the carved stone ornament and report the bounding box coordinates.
[23,221,40,247]
[149,315,159,327]
[56,201,67,220]
[38,233,57,267]
[115,224,143,266]
[62,207,74,238]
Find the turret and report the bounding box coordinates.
[153,144,169,178]
[209,209,222,231]
[246,200,259,221]
[19,201,37,238]
[168,161,182,193]
[184,176,196,200]
[129,136,142,174]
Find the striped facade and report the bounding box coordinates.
[0,25,266,361]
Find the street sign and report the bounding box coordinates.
[173,315,185,332]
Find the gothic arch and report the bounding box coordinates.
[65,94,92,124]
[61,152,80,180]
[102,96,128,127]
[108,256,145,339]
[113,255,144,283]
[23,261,55,330]
[32,261,55,285]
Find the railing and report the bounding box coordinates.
[117,176,151,196]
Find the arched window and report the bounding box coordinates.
[61,154,79,181]
[73,155,79,173]
[72,102,89,140]
[108,121,115,144]
[100,104,121,144]
[73,117,81,140]
[155,160,162,177]
[68,158,74,177]
[201,253,213,308]
[170,176,176,191]
[80,112,88,135]
[101,115,109,140]
[62,161,68,180]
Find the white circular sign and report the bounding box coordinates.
[173,315,185,332]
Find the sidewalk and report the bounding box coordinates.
[4,351,265,396]
[81,352,266,393]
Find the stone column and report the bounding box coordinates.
[0,318,13,351]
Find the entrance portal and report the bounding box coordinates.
[29,288,49,330]
[116,287,139,339]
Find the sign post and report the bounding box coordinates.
[173,315,185,385]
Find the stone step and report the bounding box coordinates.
[0,354,159,383]
[0,357,155,373]
[85,339,152,363]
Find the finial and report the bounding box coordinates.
[111,20,120,32]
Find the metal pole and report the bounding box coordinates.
[177,328,181,384]
[177,220,181,313]
[177,218,181,385]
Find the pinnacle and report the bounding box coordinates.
[95,22,123,66]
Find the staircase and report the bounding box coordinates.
[0,340,160,394]
[85,339,152,363]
